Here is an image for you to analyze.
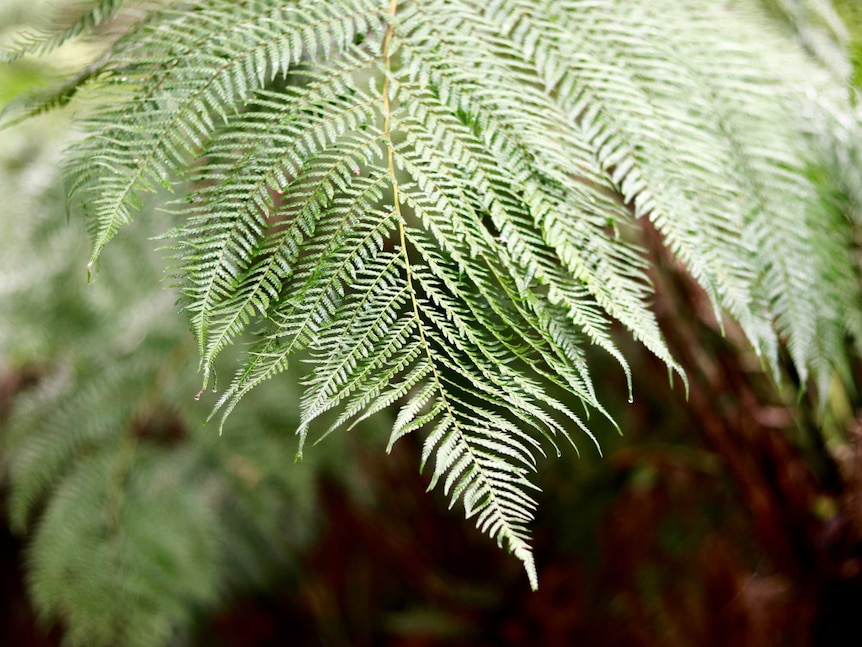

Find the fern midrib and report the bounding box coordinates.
[384,0,536,586]
[383,1,444,427]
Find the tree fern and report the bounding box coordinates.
[4,0,862,591]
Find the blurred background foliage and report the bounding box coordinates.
[2,1,862,646]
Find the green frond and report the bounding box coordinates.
[66,0,389,268]
[7,0,862,588]
[0,61,103,130]
[1,0,126,63]
[5,354,222,647]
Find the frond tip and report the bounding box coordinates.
[14,0,862,585]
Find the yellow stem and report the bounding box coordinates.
[381,0,416,320]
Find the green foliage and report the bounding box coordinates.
[1,0,123,62]
[3,0,862,613]
[0,112,337,643]
[5,335,329,646]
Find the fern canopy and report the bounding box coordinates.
[6,0,862,588]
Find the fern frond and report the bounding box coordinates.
[6,355,222,647]
[0,60,107,130]
[1,0,126,63]
[68,0,388,268]
[17,0,862,586]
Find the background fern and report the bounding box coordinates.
[3,0,862,637]
[0,105,343,644]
